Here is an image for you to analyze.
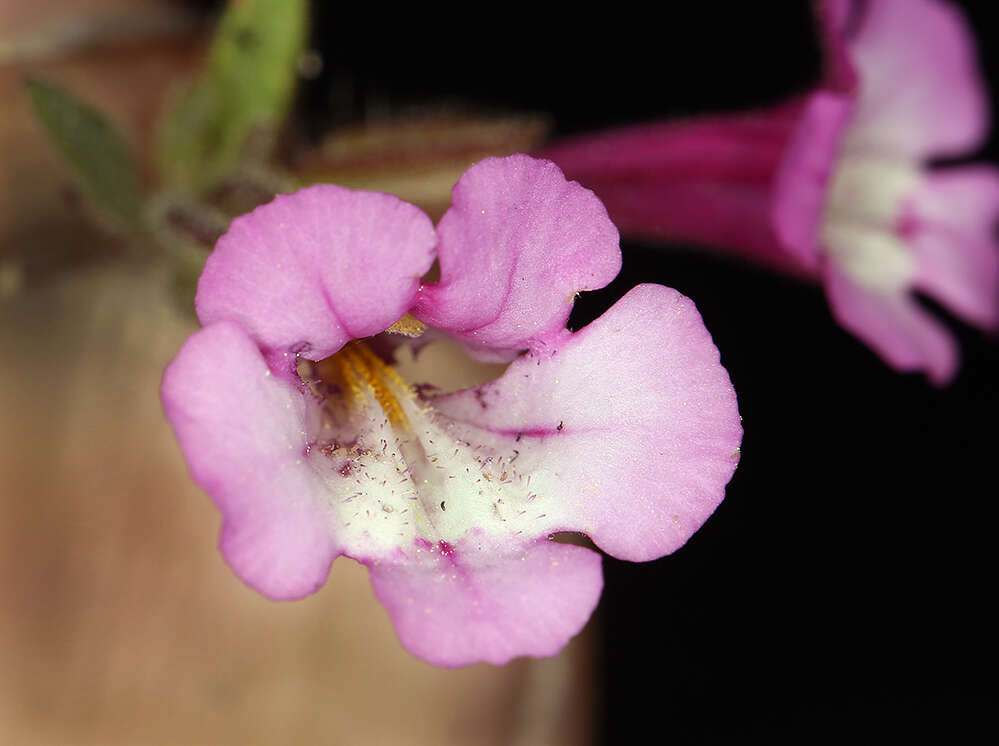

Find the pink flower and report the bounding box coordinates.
[540,0,999,384]
[161,155,742,667]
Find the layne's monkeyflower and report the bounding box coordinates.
[161,155,742,667]
[540,0,999,384]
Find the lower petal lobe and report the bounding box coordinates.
[433,284,743,562]
[824,265,958,385]
[908,166,999,330]
[161,321,340,599]
[367,537,602,667]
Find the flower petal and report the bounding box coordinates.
[815,0,860,91]
[367,537,602,667]
[824,265,958,384]
[196,186,437,367]
[845,0,988,158]
[161,321,339,599]
[907,166,999,330]
[432,284,742,561]
[772,91,855,269]
[413,155,621,353]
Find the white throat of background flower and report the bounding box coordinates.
[819,130,922,292]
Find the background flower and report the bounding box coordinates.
[541,0,999,384]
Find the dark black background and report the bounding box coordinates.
[296,2,998,741]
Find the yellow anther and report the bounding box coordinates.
[317,341,414,429]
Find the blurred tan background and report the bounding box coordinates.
[0,2,592,743]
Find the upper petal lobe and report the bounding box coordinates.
[846,0,988,158]
[413,155,621,354]
[196,185,437,366]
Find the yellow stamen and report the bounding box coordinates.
[317,341,414,429]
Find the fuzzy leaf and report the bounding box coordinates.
[27,77,143,228]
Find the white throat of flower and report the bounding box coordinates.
[297,333,558,558]
[819,131,922,292]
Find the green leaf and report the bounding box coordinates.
[158,0,308,194]
[26,77,143,228]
